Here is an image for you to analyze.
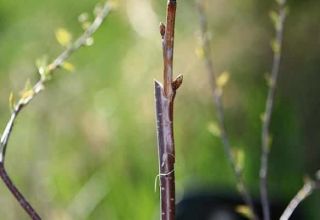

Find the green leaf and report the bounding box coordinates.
[85,37,94,46]
[271,39,281,54]
[235,205,254,220]
[36,55,48,75]
[55,28,72,47]
[233,148,245,171]
[195,47,204,59]
[216,71,230,88]
[20,79,34,101]
[207,122,221,137]
[62,62,75,72]
[78,13,91,30]
[8,92,15,112]
[269,10,280,30]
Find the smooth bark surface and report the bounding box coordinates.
[155,1,180,220]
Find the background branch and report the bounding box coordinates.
[259,1,287,219]
[280,178,320,220]
[0,2,113,219]
[196,1,258,219]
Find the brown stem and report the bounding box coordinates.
[0,162,41,220]
[162,0,177,98]
[155,1,180,220]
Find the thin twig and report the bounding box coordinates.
[196,1,258,219]
[0,163,41,220]
[259,1,287,219]
[280,179,320,220]
[0,2,113,219]
[0,1,113,162]
[155,1,181,220]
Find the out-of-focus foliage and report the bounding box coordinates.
[0,0,319,219]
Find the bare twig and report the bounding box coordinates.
[196,1,258,219]
[155,1,181,220]
[259,1,287,219]
[0,163,41,220]
[280,178,320,220]
[0,1,113,162]
[0,2,113,219]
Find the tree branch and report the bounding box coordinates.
[155,1,181,220]
[196,1,258,219]
[0,163,41,220]
[259,1,287,219]
[280,178,320,220]
[0,2,113,219]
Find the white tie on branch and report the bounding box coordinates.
[0,1,113,219]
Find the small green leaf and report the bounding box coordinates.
[195,47,204,59]
[78,12,89,23]
[8,92,15,112]
[36,55,48,77]
[216,71,230,88]
[78,13,91,30]
[208,122,221,137]
[20,79,34,101]
[55,28,72,47]
[271,39,281,54]
[235,205,254,220]
[264,73,273,87]
[260,112,266,122]
[269,10,280,30]
[233,148,245,171]
[62,62,75,72]
[85,37,94,46]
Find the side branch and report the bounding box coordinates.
[196,1,258,219]
[259,1,287,219]
[0,1,113,219]
[280,178,320,220]
[0,1,113,163]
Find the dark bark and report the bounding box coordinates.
[0,163,41,220]
[155,1,180,220]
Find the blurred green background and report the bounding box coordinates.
[0,0,320,219]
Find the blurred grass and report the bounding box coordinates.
[0,0,320,219]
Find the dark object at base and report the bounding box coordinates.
[176,190,302,220]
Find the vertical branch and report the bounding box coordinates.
[196,1,259,219]
[155,1,181,220]
[0,2,113,219]
[259,1,287,219]
[280,178,320,220]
